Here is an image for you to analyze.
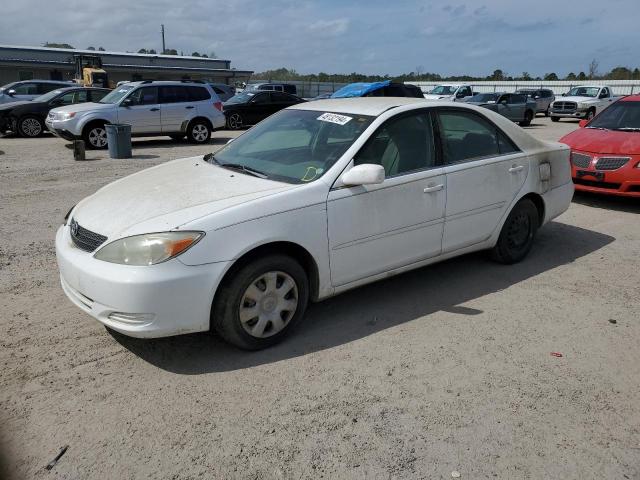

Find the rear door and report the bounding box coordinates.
[117,86,161,133]
[436,108,528,252]
[159,85,192,133]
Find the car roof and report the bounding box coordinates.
[126,81,211,87]
[289,97,427,116]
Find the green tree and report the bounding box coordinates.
[44,42,74,49]
[87,46,96,51]
[566,72,577,80]
[98,47,105,51]
[609,66,632,80]
[633,68,640,80]
[577,71,587,80]
[521,71,532,80]
[164,48,178,55]
[138,48,148,54]
[488,69,505,81]
[191,51,201,57]
[544,72,559,81]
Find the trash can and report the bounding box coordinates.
[105,124,132,159]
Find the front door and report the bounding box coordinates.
[435,108,528,252]
[327,111,446,287]
[247,92,275,124]
[117,86,161,134]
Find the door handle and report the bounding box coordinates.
[509,165,524,173]
[423,184,444,193]
[185,106,195,109]
[149,107,160,112]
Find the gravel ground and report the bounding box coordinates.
[1,117,639,480]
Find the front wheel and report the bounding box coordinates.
[226,112,243,130]
[544,107,550,117]
[83,123,108,149]
[519,110,533,126]
[491,198,539,264]
[18,115,44,137]
[187,120,211,144]
[585,109,595,121]
[212,255,309,350]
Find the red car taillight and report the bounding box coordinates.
[214,101,223,111]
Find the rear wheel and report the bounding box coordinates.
[491,198,539,264]
[17,115,44,137]
[519,110,533,126]
[226,112,243,130]
[212,254,309,350]
[551,116,559,122]
[187,119,211,144]
[83,123,108,149]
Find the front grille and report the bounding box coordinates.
[573,178,622,190]
[70,218,107,252]
[553,101,577,112]
[571,152,592,168]
[595,157,630,171]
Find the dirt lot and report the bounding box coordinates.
[1,117,639,479]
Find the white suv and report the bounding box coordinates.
[46,81,226,148]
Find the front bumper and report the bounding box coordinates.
[551,109,588,119]
[45,118,80,141]
[56,225,231,338]
[571,154,640,198]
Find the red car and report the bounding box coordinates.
[560,95,640,198]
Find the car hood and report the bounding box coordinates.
[561,128,640,155]
[0,100,31,111]
[423,94,452,100]
[73,156,295,239]
[50,102,113,114]
[554,96,597,104]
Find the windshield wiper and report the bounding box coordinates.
[586,126,608,130]
[203,153,268,178]
[615,127,640,132]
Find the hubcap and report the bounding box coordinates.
[587,111,594,120]
[229,114,242,129]
[239,271,298,338]
[21,118,42,137]
[192,124,208,142]
[506,212,531,250]
[89,127,107,147]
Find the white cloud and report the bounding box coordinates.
[308,19,350,37]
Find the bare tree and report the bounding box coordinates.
[588,59,599,79]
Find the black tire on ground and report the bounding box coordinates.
[226,112,243,130]
[169,134,185,141]
[551,116,559,122]
[544,107,550,117]
[212,254,309,350]
[187,119,211,144]
[519,110,534,127]
[83,122,108,149]
[17,115,44,138]
[491,198,539,265]
[585,109,596,121]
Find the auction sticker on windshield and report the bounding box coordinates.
[317,113,352,125]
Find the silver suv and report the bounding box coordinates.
[514,88,555,116]
[46,81,226,148]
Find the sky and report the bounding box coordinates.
[2,0,639,77]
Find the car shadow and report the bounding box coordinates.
[573,191,640,213]
[111,221,614,374]
[130,136,234,149]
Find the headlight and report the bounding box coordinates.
[94,231,204,266]
[61,112,76,120]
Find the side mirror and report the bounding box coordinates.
[534,95,540,99]
[456,92,465,98]
[341,164,385,186]
[578,119,588,128]
[121,97,133,107]
[7,89,16,96]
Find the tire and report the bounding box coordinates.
[17,115,44,138]
[187,119,211,144]
[226,112,243,130]
[83,123,108,149]
[585,109,596,121]
[544,107,550,117]
[551,116,559,122]
[491,198,539,264]
[212,254,309,350]
[519,110,533,127]
[169,134,185,141]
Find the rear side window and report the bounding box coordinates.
[160,86,189,103]
[90,90,109,102]
[437,110,518,163]
[186,86,211,101]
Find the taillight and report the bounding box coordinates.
[214,101,222,111]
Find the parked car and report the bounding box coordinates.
[423,84,473,101]
[560,95,640,197]
[46,81,225,148]
[244,83,297,95]
[56,98,573,350]
[330,81,424,98]
[470,92,537,126]
[550,85,619,122]
[515,88,555,116]
[208,83,236,102]
[0,87,109,137]
[0,80,74,104]
[464,92,502,104]
[223,91,304,129]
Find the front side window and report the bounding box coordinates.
[212,109,374,184]
[127,87,159,106]
[12,83,37,95]
[510,94,526,104]
[355,112,436,177]
[437,110,518,163]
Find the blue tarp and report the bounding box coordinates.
[330,80,391,98]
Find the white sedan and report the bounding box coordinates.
[56,98,574,350]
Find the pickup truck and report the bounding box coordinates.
[423,84,473,102]
[550,85,619,122]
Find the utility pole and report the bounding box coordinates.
[161,24,166,54]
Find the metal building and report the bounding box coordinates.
[0,44,252,86]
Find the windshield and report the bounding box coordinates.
[99,85,134,104]
[225,91,256,104]
[212,109,374,184]
[587,101,640,130]
[429,86,457,95]
[34,89,65,102]
[468,93,498,102]
[566,87,599,98]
